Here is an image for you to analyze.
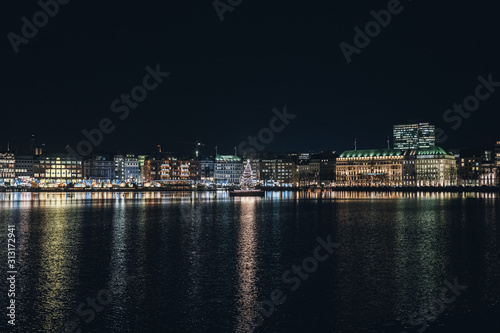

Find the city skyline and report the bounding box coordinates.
[2,1,500,155]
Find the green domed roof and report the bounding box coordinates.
[339,149,404,158]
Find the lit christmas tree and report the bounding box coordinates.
[239,159,256,191]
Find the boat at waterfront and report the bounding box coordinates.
[229,159,264,197]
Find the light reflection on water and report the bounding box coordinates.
[235,198,259,333]
[0,191,498,332]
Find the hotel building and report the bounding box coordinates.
[336,149,404,187]
[412,147,457,187]
[337,147,456,187]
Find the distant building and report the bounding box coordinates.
[496,141,500,186]
[14,155,34,181]
[215,155,242,185]
[124,154,140,183]
[312,152,336,186]
[336,149,404,187]
[455,149,482,186]
[114,154,125,181]
[160,159,200,183]
[393,123,435,150]
[412,147,457,187]
[200,158,215,183]
[496,141,500,167]
[0,152,15,185]
[298,159,319,186]
[143,158,163,182]
[34,154,83,183]
[337,147,456,187]
[83,154,114,182]
[137,155,148,182]
[259,158,296,186]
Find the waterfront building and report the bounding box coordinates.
[496,141,500,166]
[413,147,457,187]
[83,154,114,182]
[393,123,435,149]
[402,150,417,186]
[336,149,404,187]
[455,149,482,187]
[259,158,296,186]
[496,141,500,186]
[249,159,261,183]
[312,152,336,186]
[14,155,34,181]
[143,159,163,182]
[200,158,215,183]
[137,155,148,182]
[33,154,83,184]
[214,155,242,185]
[480,159,497,187]
[124,154,140,183]
[114,154,125,181]
[0,151,16,185]
[160,159,200,183]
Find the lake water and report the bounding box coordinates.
[0,191,499,332]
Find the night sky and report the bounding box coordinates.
[2,0,499,156]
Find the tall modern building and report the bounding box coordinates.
[393,123,435,150]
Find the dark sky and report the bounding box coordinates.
[2,0,500,156]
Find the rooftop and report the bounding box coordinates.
[215,155,242,162]
[340,147,452,158]
[339,149,404,158]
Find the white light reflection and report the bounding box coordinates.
[235,197,260,332]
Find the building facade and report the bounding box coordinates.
[496,141,500,186]
[336,149,404,187]
[0,152,15,185]
[313,152,336,186]
[83,154,114,182]
[143,158,163,182]
[259,158,296,186]
[160,159,200,183]
[14,155,34,181]
[214,155,242,185]
[33,154,83,183]
[124,154,140,183]
[393,123,435,150]
[413,147,457,187]
[200,158,215,183]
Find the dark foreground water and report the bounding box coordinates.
[0,191,499,333]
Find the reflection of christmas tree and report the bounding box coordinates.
[239,159,255,191]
